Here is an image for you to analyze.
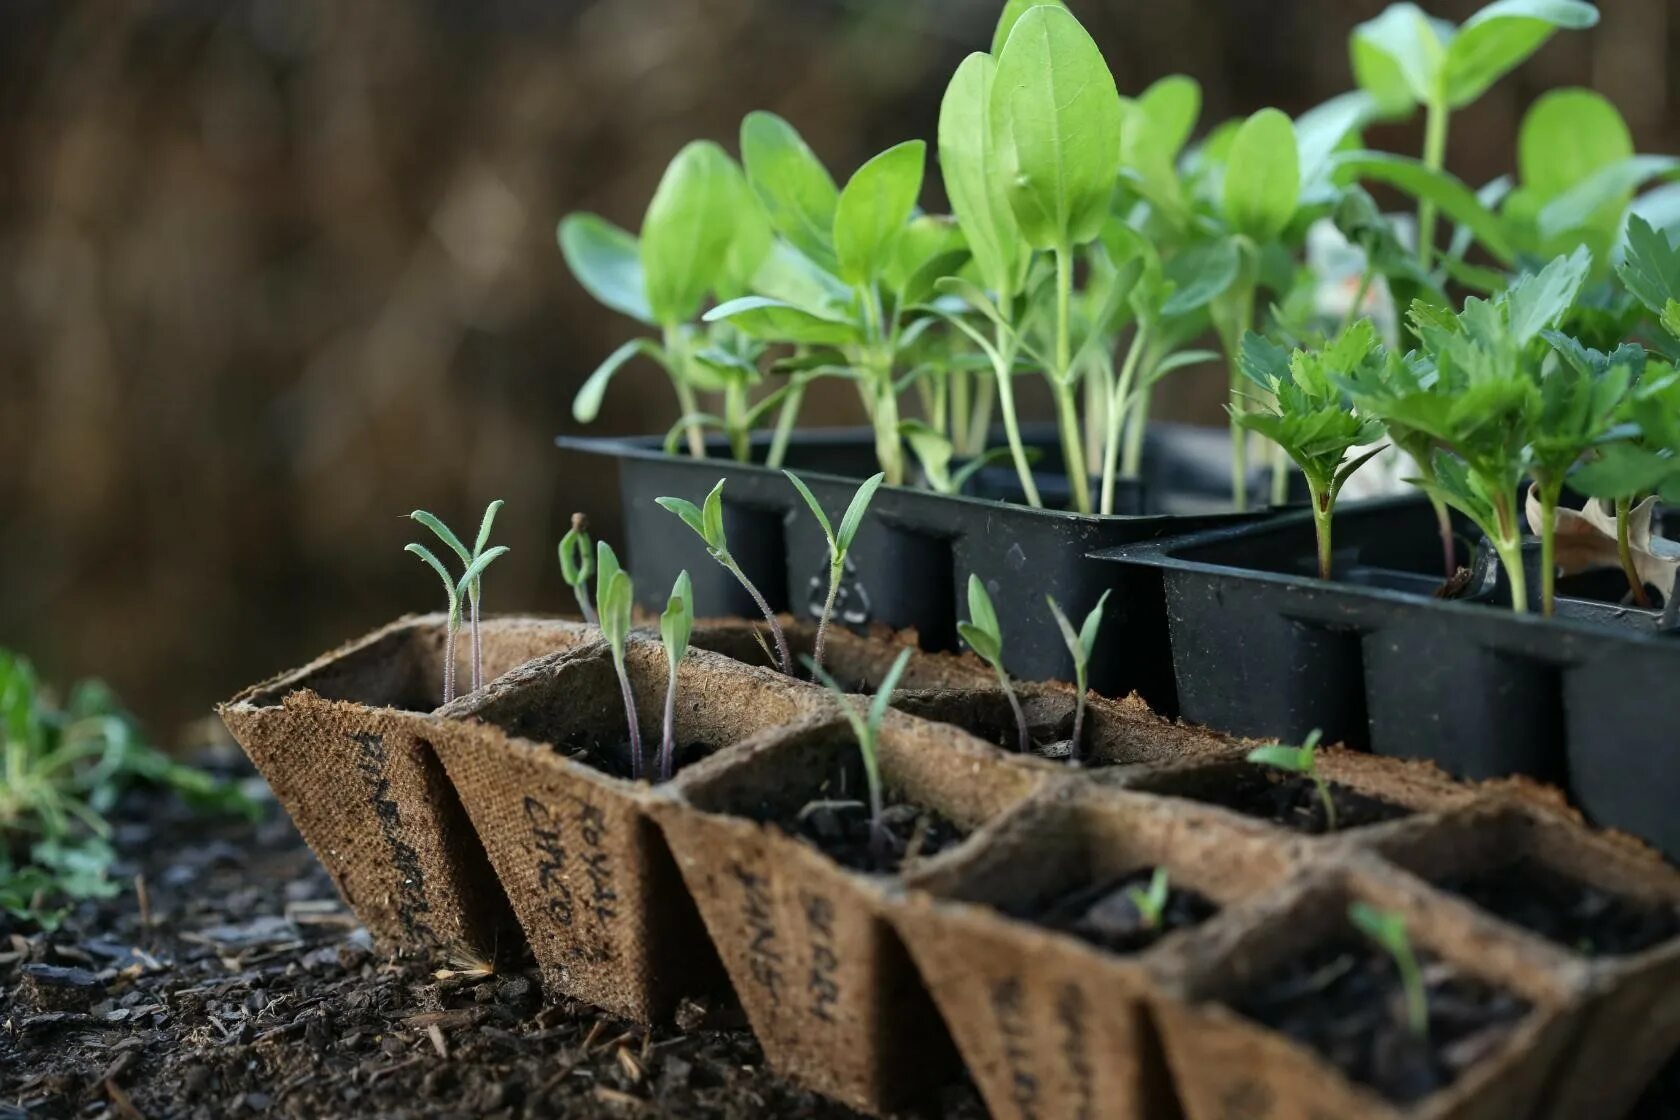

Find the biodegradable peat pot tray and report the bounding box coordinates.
[427,638,825,1023]
[559,423,1273,714]
[218,614,594,958]
[892,789,1297,1120]
[1364,802,1680,1120]
[1152,861,1586,1120]
[654,710,1052,1114]
[688,616,996,692]
[1101,495,1680,858]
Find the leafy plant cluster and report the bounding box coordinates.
[2,650,256,928]
[560,0,1678,540]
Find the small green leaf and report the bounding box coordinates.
[1162,238,1241,317]
[1444,0,1599,109]
[473,500,504,557]
[991,4,1123,251]
[835,473,886,555]
[1245,744,1310,772]
[1078,590,1110,661]
[661,570,694,665]
[1505,246,1591,344]
[1223,109,1300,242]
[558,524,593,586]
[868,647,915,731]
[833,140,926,287]
[655,496,707,541]
[784,470,835,551]
[741,111,840,271]
[1350,3,1446,115]
[967,574,1001,646]
[1349,901,1409,955]
[410,510,470,566]
[957,621,1001,665]
[705,296,859,346]
[573,338,661,424]
[701,479,727,552]
[1046,596,1084,670]
[596,540,623,600]
[405,543,459,611]
[1333,152,1516,263]
[455,545,510,600]
[1137,75,1201,162]
[641,141,744,327]
[558,213,654,325]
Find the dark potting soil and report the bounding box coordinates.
[1015,869,1218,955]
[1230,936,1530,1106]
[1437,859,1680,959]
[0,774,986,1119]
[777,797,967,876]
[1170,764,1411,834]
[561,735,716,782]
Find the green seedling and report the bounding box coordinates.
[1125,867,1172,931]
[784,469,885,676]
[806,647,913,865]
[1247,730,1335,831]
[406,508,510,705]
[1046,590,1111,765]
[1235,323,1388,580]
[657,480,792,676]
[1349,902,1428,1038]
[957,574,1029,754]
[658,571,694,782]
[595,541,644,780]
[558,513,598,625]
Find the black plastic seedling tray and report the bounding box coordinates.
[1100,495,1680,859]
[558,423,1278,712]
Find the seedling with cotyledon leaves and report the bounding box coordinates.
[405,504,510,705]
[1350,902,1429,1038]
[557,513,597,625]
[1126,867,1172,931]
[657,480,791,676]
[658,571,694,782]
[957,574,1029,755]
[784,469,885,677]
[1046,590,1110,765]
[1247,730,1336,831]
[594,541,644,780]
[805,647,913,866]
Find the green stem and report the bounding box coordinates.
[1121,355,1155,480]
[1396,940,1428,1038]
[1311,482,1334,582]
[965,372,996,457]
[1340,263,1375,333]
[1538,480,1564,618]
[951,368,970,448]
[873,378,904,486]
[1052,248,1091,514]
[1270,442,1291,507]
[1220,284,1255,511]
[1492,492,1528,614]
[811,563,842,679]
[1055,385,1091,514]
[993,325,1041,507]
[1069,673,1088,766]
[665,327,707,459]
[767,378,806,470]
[1102,326,1149,515]
[1418,97,1449,273]
[660,660,678,782]
[1615,496,1653,608]
[1431,496,1455,580]
[613,653,644,781]
[724,376,750,463]
[721,553,792,674]
[994,663,1029,755]
[1313,773,1337,832]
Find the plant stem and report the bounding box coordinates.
[991,324,1041,507]
[469,592,483,692]
[722,554,792,674]
[1418,97,1449,273]
[1121,366,1153,480]
[767,377,806,470]
[1311,483,1335,581]
[443,615,458,705]
[965,372,996,457]
[665,328,707,459]
[660,660,678,782]
[1102,326,1149,515]
[1615,496,1654,608]
[574,583,598,627]
[1538,480,1563,618]
[1270,443,1291,507]
[1431,495,1455,579]
[950,368,970,447]
[1313,773,1337,832]
[1491,491,1528,614]
[811,563,842,679]
[1069,680,1088,766]
[873,380,905,486]
[1396,940,1428,1038]
[994,664,1029,754]
[724,376,750,463]
[1052,247,1092,514]
[1340,264,1375,333]
[615,657,644,780]
[1220,282,1256,512]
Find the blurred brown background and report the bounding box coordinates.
[1,0,1671,735]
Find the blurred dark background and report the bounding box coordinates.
[1,0,1671,736]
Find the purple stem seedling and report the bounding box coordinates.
[1046,590,1110,765]
[595,542,644,781]
[784,469,885,678]
[957,574,1029,754]
[805,648,912,866]
[1350,902,1428,1038]
[411,502,507,693]
[658,571,694,782]
[558,513,599,625]
[1247,730,1335,831]
[657,480,792,676]
[404,534,510,705]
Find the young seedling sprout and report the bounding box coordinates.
[595,542,644,780]
[958,575,1029,754]
[411,502,507,694]
[1349,902,1428,1038]
[784,469,885,677]
[1046,591,1111,765]
[657,480,792,676]
[1246,730,1335,831]
[658,571,694,783]
[1126,867,1172,931]
[558,513,598,625]
[805,647,913,866]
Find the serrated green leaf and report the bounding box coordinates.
[741,111,840,271]
[559,213,654,325]
[1222,109,1300,242]
[1506,247,1591,344]
[833,140,926,287]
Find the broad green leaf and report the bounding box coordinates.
[783,470,835,550]
[1350,3,1447,114]
[1137,75,1201,161]
[1162,237,1241,317]
[705,296,859,346]
[991,5,1123,251]
[573,338,661,423]
[1222,109,1299,242]
[939,53,1023,298]
[1518,89,1633,204]
[1333,151,1516,263]
[990,0,1066,56]
[900,420,954,491]
[1537,156,1680,242]
[741,111,840,271]
[885,214,965,295]
[835,473,886,553]
[718,158,774,300]
[748,241,852,316]
[641,141,743,327]
[1445,0,1599,109]
[833,140,926,287]
[1296,91,1381,202]
[558,214,654,325]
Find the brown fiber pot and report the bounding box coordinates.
[429,639,825,1023]
[1150,861,1586,1120]
[655,710,1052,1114]
[1360,802,1680,1120]
[218,614,593,958]
[689,616,996,691]
[892,788,1297,1120]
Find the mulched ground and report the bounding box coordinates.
[0,785,985,1119]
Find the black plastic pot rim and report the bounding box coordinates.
[1103,494,1680,649]
[557,426,1267,530]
